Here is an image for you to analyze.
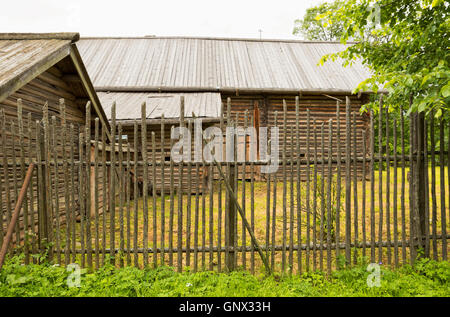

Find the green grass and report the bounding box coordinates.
[0,255,448,297]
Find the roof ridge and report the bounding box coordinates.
[0,33,79,42]
[79,35,355,44]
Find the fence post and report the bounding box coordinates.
[225,98,236,271]
[36,121,49,256]
[415,111,426,256]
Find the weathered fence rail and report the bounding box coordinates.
[0,96,448,274]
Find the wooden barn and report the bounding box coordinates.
[0,33,110,241]
[77,36,373,184]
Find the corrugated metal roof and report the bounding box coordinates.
[0,38,71,98]
[78,37,372,93]
[99,92,221,120]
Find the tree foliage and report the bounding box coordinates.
[295,0,450,116]
[293,1,346,41]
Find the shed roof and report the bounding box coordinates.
[0,33,109,132]
[99,92,221,121]
[78,36,372,94]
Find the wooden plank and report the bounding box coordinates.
[218,103,224,272]
[345,97,351,265]
[326,119,332,275]
[186,119,192,268]
[306,109,311,271]
[141,102,148,266]
[271,111,278,271]
[94,118,100,269]
[17,101,30,264]
[423,119,430,258]
[313,117,318,270]
[85,102,92,269]
[160,115,166,266]
[335,102,342,264]
[202,160,206,269]
[352,112,358,265]
[430,113,437,260]
[250,115,255,274]
[362,129,367,259]
[51,115,61,265]
[69,123,76,263]
[209,132,214,271]
[102,124,108,266]
[378,98,384,263]
[27,112,36,262]
[11,121,20,249]
[225,97,236,272]
[400,110,407,263]
[169,126,175,267]
[177,97,185,272]
[152,131,157,267]
[60,100,70,265]
[118,122,124,268]
[110,103,116,265]
[289,125,295,274]
[409,111,416,263]
[78,131,85,267]
[385,108,391,266]
[393,118,399,266]
[439,117,447,260]
[295,96,302,274]
[320,122,325,271]
[282,101,287,273]
[193,161,200,272]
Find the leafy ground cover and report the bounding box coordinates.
[0,255,448,297]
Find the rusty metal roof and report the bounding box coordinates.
[78,36,372,94]
[99,92,221,121]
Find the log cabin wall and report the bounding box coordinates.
[222,93,371,180]
[120,121,218,194]
[0,62,108,241]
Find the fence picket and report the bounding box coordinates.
[306,109,311,271]
[1,96,448,276]
[94,118,100,269]
[385,108,391,266]
[393,119,398,266]
[345,98,351,265]
[439,118,447,260]
[326,119,332,275]
[320,122,325,271]
[151,131,157,267]
[378,97,384,264]
[400,109,407,263]
[352,112,358,265]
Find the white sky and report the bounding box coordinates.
[0,0,319,40]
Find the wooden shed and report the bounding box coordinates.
[78,36,373,183]
[0,33,110,237]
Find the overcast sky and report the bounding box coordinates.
[0,0,318,39]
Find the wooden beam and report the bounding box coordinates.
[68,44,111,139]
[0,33,79,42]
[62,74,82,83]
[94,86,384,95]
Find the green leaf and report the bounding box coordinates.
[441,83,450,98]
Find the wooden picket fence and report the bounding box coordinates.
[0,96,448,274]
